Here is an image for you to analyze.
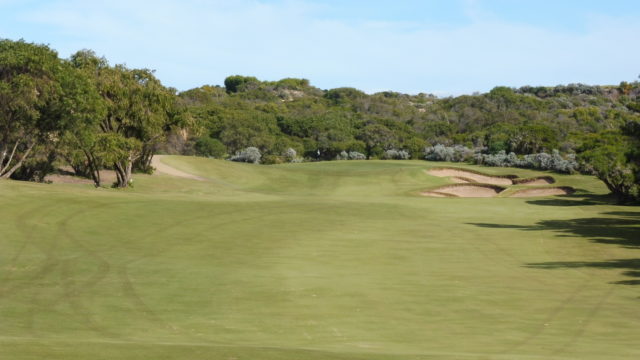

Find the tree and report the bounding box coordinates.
[578,131,638,203]
[0,40,62,179]
[357,123,397,158]
[69,50,177,187]
[224,75,259,94]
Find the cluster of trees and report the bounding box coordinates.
[2,39,639,202]
[1,39,181,187]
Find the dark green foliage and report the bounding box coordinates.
[68,50,178,187]
[578,131,639,203]
[224,75,260,93]
[194,137,226,158]
[324,87,366,105]
[0,39,63,179]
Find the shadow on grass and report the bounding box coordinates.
[469,212,640,285]
[525,192,616,207]
[524,259,640,285]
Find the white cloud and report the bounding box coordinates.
[12,0,640,95]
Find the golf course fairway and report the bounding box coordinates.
[1,156,638,360]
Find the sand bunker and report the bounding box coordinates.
[512,176,555,185]
[422,184,505,198]
[426,168,514,185]
[423,167,574,198]
[510,187,575,198]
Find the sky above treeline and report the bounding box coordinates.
[1,0,639,96]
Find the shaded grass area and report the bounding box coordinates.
[471,211,640,286]
[0,157,639,359]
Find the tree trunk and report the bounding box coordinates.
[0,141,35,179]
[0,140,20,176]
[0,144,8,170]
[114,162,126,188]
[82,150,101,187]
[113,155,134,188]
[137,147,154,173]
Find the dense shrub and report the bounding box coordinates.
[336,151,366,160]
[261,154,284,164]
[382,149,410,160]
[194,137,226,158]
[230,147,262,164]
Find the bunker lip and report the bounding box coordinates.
[451,176,477,184]
[421,183,506,198]
[509,186,575,197]
[426,167,516,185]
[512,176,556,185]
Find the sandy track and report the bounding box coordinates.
[426,169,514,185]
[45,170,117,185]
[151,155,207,181]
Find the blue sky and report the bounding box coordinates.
[1,0,639,95]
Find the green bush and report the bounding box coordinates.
[194,137,227,158]
[261,155,285,164]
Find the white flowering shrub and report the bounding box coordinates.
[423,144,578,174]
[382,149,410,160]
[283,148,302,163]
[336,151,366,160]
[230,147,262,164]
[475,149,578,173]
[424,144,475,162]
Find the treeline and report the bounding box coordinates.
[180,77,640,161]
[1,39,639,201]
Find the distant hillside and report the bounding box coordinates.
[174,76,640,162]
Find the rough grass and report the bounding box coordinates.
[0,157,639,360]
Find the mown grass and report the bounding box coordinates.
[0,157,638,359]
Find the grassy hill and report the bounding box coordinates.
[0,157,638,359]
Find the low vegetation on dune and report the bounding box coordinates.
[1,157,639,359]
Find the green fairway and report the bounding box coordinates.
[1,157,639,359]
